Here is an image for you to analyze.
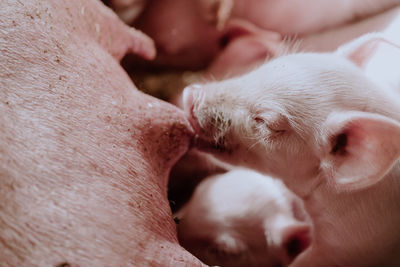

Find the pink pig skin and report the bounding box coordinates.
[300,6,400,52]
[0,0,205,266]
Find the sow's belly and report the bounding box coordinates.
[0,0,204,266]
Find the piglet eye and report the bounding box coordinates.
[254,116,271,131]
[254,116,265,124]
[254,116,286,134]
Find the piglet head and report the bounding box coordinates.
[175,169,311,267]
[182,69,323,196]
[182,81,282,175]
[183,33,400,195]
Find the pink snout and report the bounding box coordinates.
[182,84,204,134]
[282,223,311,264]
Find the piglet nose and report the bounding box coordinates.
[282,223,311,264]
[181,84,205,137]
[182,84,202,114]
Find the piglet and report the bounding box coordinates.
[182,14,400,266]
[175,169,311,267]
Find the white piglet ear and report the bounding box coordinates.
[336,33,383,68]
[336,33,400,87]
[320,111,400,191]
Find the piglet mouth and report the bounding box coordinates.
[191,134,231,155]
[187,114,230,154]
[182,84,231,153]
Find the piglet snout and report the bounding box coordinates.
[182,84,204,133]
[182,84,201,114]
[281,223,311,265]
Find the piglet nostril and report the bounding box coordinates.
[284,225,311,261]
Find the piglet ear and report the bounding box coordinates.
[320,111,400,191]
[336,33,400,87]
[336,33,383,68]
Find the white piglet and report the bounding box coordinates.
[175,169,310,267]
[182,16,400,266]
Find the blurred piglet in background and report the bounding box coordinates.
[175,169,311,267]
[123,0,400,76]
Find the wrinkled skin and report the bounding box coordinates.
[183,17,400,266]
[175,169,311,267]
[0,0,205,266]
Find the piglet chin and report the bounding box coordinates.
[191,134,230,155]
